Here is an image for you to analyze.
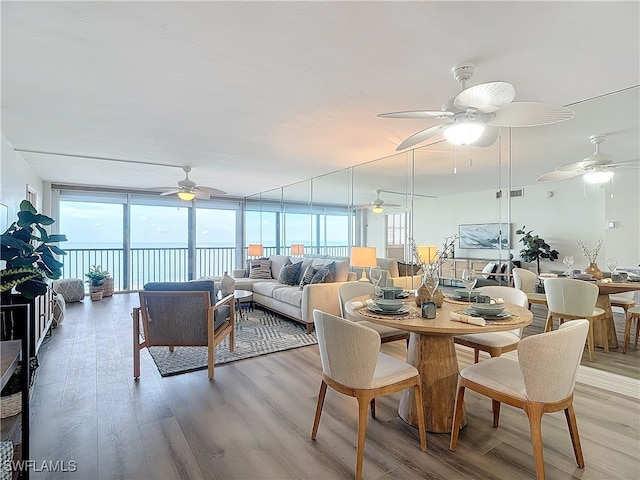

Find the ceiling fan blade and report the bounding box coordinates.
[470,125,501,147]
[378,110,454,120]
[557,160,603,172]
[160,189,180,196]
[609,159,640,168]
[353,204,373,210]
[193,190,211,200]
[488,102,575,127]
[537,169,585,183]
[196,186,227,195]
[382,203,402,208]
[397,123,451,151]
[454,81,515,113]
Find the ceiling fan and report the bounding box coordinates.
[537,135,639,184]
[354,190,401,213]
[378,64,575,151]
[154,166,227,201]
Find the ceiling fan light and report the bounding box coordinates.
[177,191,196,201]
[584,168,614,184]
[444,122,484,145]
[372,206,384,214]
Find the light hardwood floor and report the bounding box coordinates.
[23,293,640,479]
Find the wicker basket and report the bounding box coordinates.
[102,276,114,297]
[0,392,22,418]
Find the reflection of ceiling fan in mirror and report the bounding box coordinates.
[354,190,401,214]
[537,135,639,184]
[153,166,227,201]
[378,64,575,151]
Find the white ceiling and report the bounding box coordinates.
[2,1,639,201]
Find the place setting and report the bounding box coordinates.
[357,295,420,321]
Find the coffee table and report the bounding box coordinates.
[233,289,253,319]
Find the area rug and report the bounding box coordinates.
[147,308,317,377]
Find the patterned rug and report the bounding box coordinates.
[147,308,317,377]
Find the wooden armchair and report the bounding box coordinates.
[133,281,235,379]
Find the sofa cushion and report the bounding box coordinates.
[278,260,302,286]
[249,259,272,279]
[311,261,335,284]
[269,255,292,280]
[332,260,350,283]
[272,286,303,307]
[253,281,288,297]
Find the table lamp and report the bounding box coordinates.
[248,244,264,257]
[350,246,377,282]
[291,244,304,256]
[417,245,438,265]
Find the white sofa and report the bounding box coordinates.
[232,254,356,333]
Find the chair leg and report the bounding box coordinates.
[169,346,174,352]
[544,313,554,332]
[207,341,215,379]
[635,317,640,347]
[587,320,596,362]
[311,381,327,440]
[525,402,546,480]
[623,311,632,354]
[474,349,480,363]
[449,377,466,451]
[133,308,141,379]
[564,404,585,468]
[412,382,427,451]
[355,392,372,480]
[601,318,609,353]
[492,399,501,428]
[370,398,376,419]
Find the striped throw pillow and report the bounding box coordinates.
[299,265,317,289]
[249,259,272,279]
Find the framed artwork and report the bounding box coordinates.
[458,223,510,249]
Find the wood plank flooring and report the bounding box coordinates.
[20,293,640,479]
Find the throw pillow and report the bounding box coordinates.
[488,263,499,280]
[299,265,317,289]
[249,259,272,279]
[398,261,421,277]
[245,257,268,277]
[311,261,335,284]
[278,260,301,286]
[481,262,497,279]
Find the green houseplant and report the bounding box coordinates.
[516,226,559,275]
[85,265,108,300]
[1,200,67,300]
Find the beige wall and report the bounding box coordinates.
[1,134,44,220]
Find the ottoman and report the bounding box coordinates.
[52,278,85,303]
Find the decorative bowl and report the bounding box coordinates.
[374,299,404,312]
[471,303,506,316]
[454,289,481,299]
[380,286,405,299]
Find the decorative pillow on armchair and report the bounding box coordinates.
[278,260,302,286]
[397,261,421,277]
[249,259,272,279]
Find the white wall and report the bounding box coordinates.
[1,135,44,219]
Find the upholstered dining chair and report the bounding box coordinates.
[338,281,409,344]
[133,281,235,380]
[611,290,636,320]
[543,278,606,362]
[450,320,589,480]
[513,267,547,309]
[311,310,426,480]
[623,305,640,354]
[454,286,528,363]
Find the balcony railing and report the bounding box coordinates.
[61,245,349,292]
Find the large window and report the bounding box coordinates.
[196,207,237,277]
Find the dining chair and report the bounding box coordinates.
[610,290,636,320]
[623,305,640,354]
[543,278,606,361]
[513,267,547,309]
[450,319,589,480]
[133,281,235,379]
[311,310,426,480]
[338,281,409,344]
[454,286,528,363]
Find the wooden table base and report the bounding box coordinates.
[595,295,619,349]
[398,333,466,433]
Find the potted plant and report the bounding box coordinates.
[1,200,67,300]
[516,226,559,276]
[85,265,107,300]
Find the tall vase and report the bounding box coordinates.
[584,262,603,280]
[220,272,235,296]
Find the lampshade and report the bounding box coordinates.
[291,244,304,255]
[417,245,438,264]
[584,168,614,184]
[350,246,377,282]
[444,122,484,145]
[177,191,196,201]
[371,206,384,214]
[248,244,264,256]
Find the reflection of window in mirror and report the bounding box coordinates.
[26,184,37,206]
[386,213,406,261]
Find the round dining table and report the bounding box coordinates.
[592,281,640,348]
[345,294,533,433]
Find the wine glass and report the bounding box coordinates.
[461,268,477,306]
[606,257,617,275]
[562,255,574,276]
[369,266,383,296]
